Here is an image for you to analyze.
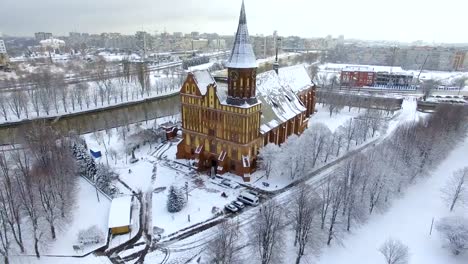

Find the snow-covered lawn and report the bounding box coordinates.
[310,104,361,132]
[152,143,244,236]
[81,117,245,239]
[316,136,468,264]
[223,99,422,192]
[42,177,111,256]
[10,255,112,264]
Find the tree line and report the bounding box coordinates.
[206,104,468,264]
[259,109,386,181]
[317,89,403,117]
[0,58,184,122]
[0,123,79,263]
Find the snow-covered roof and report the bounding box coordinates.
[326,63,406,74]
[192,70,215,95]
[190,65,309,134]
[226,1,257,69]
[39,38,65,46]
[108,196,132,228]
[257,70,306,133]
[278,64,313,93]
[342,66,374,72]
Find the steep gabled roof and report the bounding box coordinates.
[226,1,257,69]
[256,70,306,133]
[278,64,313,93]
[192,70,216,95]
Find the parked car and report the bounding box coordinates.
[246,190,260,197]
[232,201,245,210]
[237,192,259,206]
[225,203,239,213]
[221,179,240,189]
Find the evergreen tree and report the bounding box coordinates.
[167,185,186,213]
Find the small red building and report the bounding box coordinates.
[340,66,376,87]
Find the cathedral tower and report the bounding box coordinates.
[226,0,258,106]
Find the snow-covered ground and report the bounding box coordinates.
[144,97,458,264]
[315,135,468,264]
[310,104,361,132]
[80,115,245,240]
[10,255,112,264]
[0,74,180,125]
[151,141,245,237]
[41,177,111,256]
[223,98,422,192]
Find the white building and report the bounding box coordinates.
[0,40,6,54]
[39,38,66,50]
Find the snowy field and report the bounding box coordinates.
[45,178,111,256]
[310,104,361,132]
[223,99,421,192]
[151,141,245,237]
[144,97,460,264]
[10,255,112,264]
[80,114,246,240]
[8,178,112,263]
[315,136,468,264]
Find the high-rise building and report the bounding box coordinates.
[0,40,6,54]
[35,32,53,41]
[0,39,9,67]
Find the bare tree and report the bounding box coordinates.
[8,91,26,119]
[379,238,409,264]
[303,124,331,168]
[343,119,356,151]
[291,184,320,264]
[0,94,8,121]
[92,131,109,166]
[11,149,41,258]
[436,216,468,255]
[420,79,438,101]
[280,135,301,180]
[206,221,242,264]
[258,144,281,180]
[0,209,10,264]
[450,76,467,95]
[441,167,467,211]
[326,178,344,245]
[319,177,333,230]
[251,200,285,264]
[22,123,78,240]
[0,154,25,253]
[59,84,69,113]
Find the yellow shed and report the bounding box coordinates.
[108,196,132,235]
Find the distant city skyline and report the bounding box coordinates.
[1,0,467,43]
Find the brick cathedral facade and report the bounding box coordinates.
[176,1,316,181]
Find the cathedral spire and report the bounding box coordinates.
[226,0,257,69]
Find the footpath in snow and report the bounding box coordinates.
[316,135,468,264]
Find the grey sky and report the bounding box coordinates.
[1,0,467,43]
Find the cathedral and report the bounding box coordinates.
[176,1,316,181]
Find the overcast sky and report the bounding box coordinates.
[1,0,467,43]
